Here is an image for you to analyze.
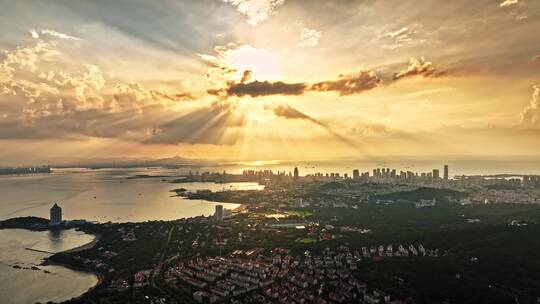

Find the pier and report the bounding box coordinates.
[25,247,55,254]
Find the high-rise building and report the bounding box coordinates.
[443,165,449,180]
[432,169,440,181]
[50,203,62,225]
[352,169,360,180]
[523,176,530,187]
[293,167,299,180]
[215,205,223,223]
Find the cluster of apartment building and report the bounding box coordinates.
[357,244,438,259]
[251,248,405,304]
[163,245,440,303]
[164,255,275,303]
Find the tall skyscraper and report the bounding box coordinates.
[215,205,223,223]
[353,169,360,180]
[293,167,299,180]
[50,203,62,225]
[432,169,440,181]
[443,165,449,180]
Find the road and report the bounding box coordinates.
[151,225,175,289]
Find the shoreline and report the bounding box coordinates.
[41,259,104,299]
[41,233,104,300]
[0,227,104,303]
[61,234,101,254]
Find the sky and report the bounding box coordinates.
[0,0,539,165]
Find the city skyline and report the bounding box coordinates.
[1,0,539,164]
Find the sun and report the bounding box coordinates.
[226,45,283,81]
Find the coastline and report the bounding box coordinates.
[42,259,104,299]
[62,234,101,253]
[41,233,104,300]
[0,227,104,303]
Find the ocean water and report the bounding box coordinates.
[0,168,263,222]
[0,228,98,304]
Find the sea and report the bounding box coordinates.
[0,168,263,222]
[0,228,98,304]
[0,168,263,303]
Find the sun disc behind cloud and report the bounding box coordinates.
[226,45,283,81]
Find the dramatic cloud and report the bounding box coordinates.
[208,79,305,98]
[209,69,382,98]
[221,0,287,25]
[55,65,106,103]
[0,38,200,143]
[311,70,381,95]
[267,104,356,146]
[500,0,518,7]
[226,80,306,97]
[520,85,540,128]
[1,41,60,76]
[298,28,322,48]
[393,57,447,80]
